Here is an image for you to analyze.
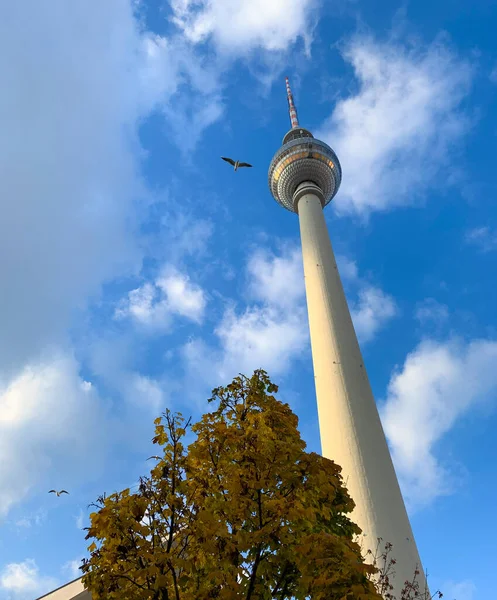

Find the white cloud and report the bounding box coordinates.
[318,35,472,216]
[336,255,359,281]
[145,34,224,151]
[115,266,206,329]
[336,255,398,343]
[0,1,223,378]
[247,247,305,308]
[183,245,396,387]
[75,508,85,531]
[170,0,318,54]
[62,559,82,580]
[14,510,46,530]
[215,306,309,380]
[117,283,158,324]
[0,559,58,599]
[490,64,497,83]
[465,226,497,252]
[0,354,106,516]
[82,330,172,424]
[182,247,309,387]
[381,338,497,509]
[157,270,206,322]
[351,286,397,343]
[415,298,449,325]
[249,248,397,345]
[150,208,214,264]
[442,579,477,600]
[215,247,308,380]
[129,374,166,412]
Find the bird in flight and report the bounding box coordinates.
[49,489,69,497]
[221,157,253,171]
[147,456,161,461]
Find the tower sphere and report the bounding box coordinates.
[268,128,342,213]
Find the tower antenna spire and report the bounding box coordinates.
[285,76,300,129]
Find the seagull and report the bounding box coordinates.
[147,456,161,461]
[49,490,69,497]
[221,157,253,171]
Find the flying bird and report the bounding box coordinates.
[221,157,253,171]
[49,490,69,497]
[147,456,161,461]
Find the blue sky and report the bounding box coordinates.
[0,0,496,598]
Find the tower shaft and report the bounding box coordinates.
[295,181,425,595]
[269,76,427,597]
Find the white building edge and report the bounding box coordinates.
[36,576,90,600]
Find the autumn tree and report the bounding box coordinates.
[82,370,382,600]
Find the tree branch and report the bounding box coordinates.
[271,561,291,597]
[245,543,264,600]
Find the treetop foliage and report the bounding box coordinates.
[82,369,382,600]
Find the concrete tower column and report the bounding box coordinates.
[294,181,424,595]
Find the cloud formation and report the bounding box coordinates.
[170,0,318,54]
[318,36,473,216]
[336,256,398,343]
[13,510,46,531]
[143,34,224,151]
[115,266,207,329]
[0,354,106,516]
[490,64,497,84]
[381,338,497,509]
[247,247,305,308]
[465,226,497,252]
[208,247,308,382]
[183,246,396,390]
[0,559,58,599]
[0,0,224,378]
[215,306,309,381]
[62,559,82,580]
[128,374,167,413]
[351,286,397,343]
[442,579,477,600]
[415,298,449,326]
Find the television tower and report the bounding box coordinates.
[268,78,426,596]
